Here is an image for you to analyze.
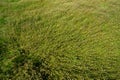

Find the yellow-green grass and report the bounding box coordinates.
[0,0,120,79]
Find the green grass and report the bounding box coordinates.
[0,0,120,79]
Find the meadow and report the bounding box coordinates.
[0,0,120,79]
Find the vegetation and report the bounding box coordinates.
[0,0,120,79]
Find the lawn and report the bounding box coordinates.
[0,0,120,80]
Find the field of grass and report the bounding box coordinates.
[0,0,120,80]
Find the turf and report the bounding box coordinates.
[0,0,120,80]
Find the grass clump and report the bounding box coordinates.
[0,0,120,80]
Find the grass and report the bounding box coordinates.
[0,0,120,79]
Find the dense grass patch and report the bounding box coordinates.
[0,0,120,79]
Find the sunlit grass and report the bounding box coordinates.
[0,0,120,79]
